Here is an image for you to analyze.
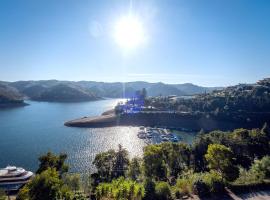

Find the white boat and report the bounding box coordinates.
[171,136,179,142]
[0,166,34,191]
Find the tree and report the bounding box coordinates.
[93,145,129,181]
[143,178,156,200]
[128,157,142,180]
[21,168,73,200]
[205,144,239,181]
[155,181,171,200]
[112,144,129,178]
[93,149,116,181]
[62,173,82,191]
[159,142,191,177]
[143,145,167,180]
[36,151,69,175]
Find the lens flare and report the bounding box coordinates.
[114,15,145,50]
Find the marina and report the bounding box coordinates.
[0,99,196,173]
[137,126,181,145]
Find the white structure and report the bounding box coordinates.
[0,166,34,191]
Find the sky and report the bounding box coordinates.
[0,0,270,86]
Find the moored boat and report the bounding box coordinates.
[0,166,34,191]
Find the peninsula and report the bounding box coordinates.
[65,78,270,131]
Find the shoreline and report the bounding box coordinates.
[0,102,29,108]
[64,109,270,131]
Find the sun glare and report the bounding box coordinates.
[114,15,145,50]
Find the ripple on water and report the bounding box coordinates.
[67,126,146,173]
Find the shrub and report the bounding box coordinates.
[234,156,270,185]
[174,171,225,198]
[234,167,260,185]
[203,171,224,193]
[96,177,144,200]
[155,181,171,200]
[173,170,203,197]
[174,177,193,196]
[251,156,270,179]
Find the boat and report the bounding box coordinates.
[171,136,179,142]
[162,137,169,141]
[0,166,34,191]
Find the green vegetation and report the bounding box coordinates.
[17,152,87,200]
[141,78,270,129]
[88,124,270,199]
[234,156,270,185]
[147,78,270,113]
[205,144,239,181]
[17,123,270,199]
[96,177,144,200]
[92,144,129,182]
[36,151,69,175]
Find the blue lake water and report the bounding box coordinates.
[0,99,195,173]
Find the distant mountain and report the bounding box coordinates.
[3,80,223,102]
[75,81,219,97]
[0,83,26,107]
[147,82,186,96]
[172,83,223,94]
[31,84,100,102]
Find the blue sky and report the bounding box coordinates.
[0,0,270,86]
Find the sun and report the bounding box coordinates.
[114,15,145,50]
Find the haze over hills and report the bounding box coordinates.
[0,80,223,103]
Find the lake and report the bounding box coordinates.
[0,99,195,173]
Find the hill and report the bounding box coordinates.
[6,80,219,101]
[31,84,100,102]
[0,83,27,107]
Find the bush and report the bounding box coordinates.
[62,173,82,191]
[234,156,270,185]
[251,156,270,179]
[203,171,224,194]
[155,181,171,200]
[234,167,260,185]
[96,177,144,200]
[173,170,197,196]
[174,171,225,198]
[174,177,193,196]
[17,185,30,200]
